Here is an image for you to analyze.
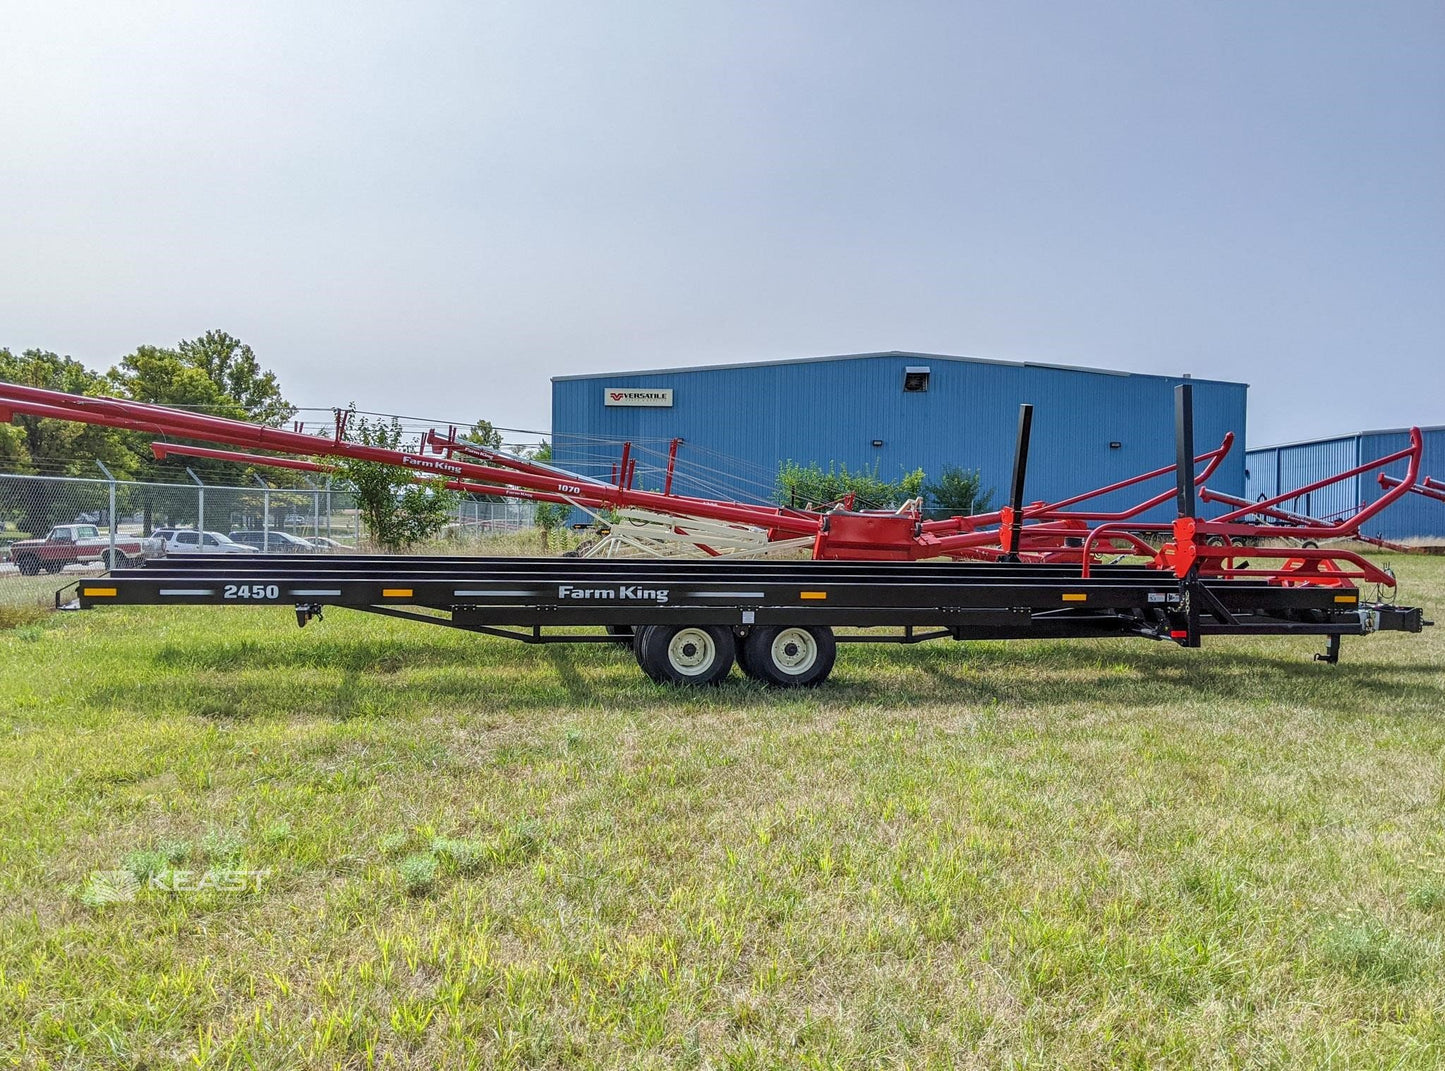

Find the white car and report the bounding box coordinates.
[154,529,260,555]
[305,536,355,552]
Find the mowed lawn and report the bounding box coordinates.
[1,556,1443,1069]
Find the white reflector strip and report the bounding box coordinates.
[289,589,342,596]
[159,588,214,596]
[454,589,534,596]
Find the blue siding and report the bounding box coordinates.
[552,353,1247,522]
[1278,437,1358,522]
[1245,446,1280,502]
[1246,426,1445,540]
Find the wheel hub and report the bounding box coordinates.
[667,628,716,675]
[771,628,818,673]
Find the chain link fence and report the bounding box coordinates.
[0,471,535,607]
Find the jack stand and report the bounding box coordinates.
[295,603,323,628]
[1314,634,1341,664]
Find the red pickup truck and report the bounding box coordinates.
[8,524,164,574]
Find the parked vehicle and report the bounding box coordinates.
[153,529,259,555]
[305,536,355,551]
[228,530,318,553]
[8,524,164,574]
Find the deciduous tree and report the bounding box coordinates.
[530,440,572,551]
[332,408,457,551]
[108,333,297,517]
[0,349,137,534]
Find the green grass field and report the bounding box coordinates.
[1,555,1442,1068]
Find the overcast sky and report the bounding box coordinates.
[2,1,1441,446]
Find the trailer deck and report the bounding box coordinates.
[66,554,1427,686]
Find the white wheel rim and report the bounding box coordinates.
[667,628,716,676]
[771,628,818,674]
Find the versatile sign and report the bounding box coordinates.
[604,388,673,407]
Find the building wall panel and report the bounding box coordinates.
[552,353,1248,523]
[1246,427,1445,540]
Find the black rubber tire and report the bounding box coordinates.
[1301,540,1319,550]
[104,550,130,570]
[735,633,756,680]
[740,626,836,687]
[633,624,735,686]
[13,554,41,576]
[42,560,64,574]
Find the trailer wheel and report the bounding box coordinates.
[740,626,836,687]
[634,624,735,686]
[735,632,753,678]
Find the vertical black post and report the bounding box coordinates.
[1174,382,1202,647]
[1002,403,1033,562]
[1174,384,1196,519]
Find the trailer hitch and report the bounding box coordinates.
[295,602,324,628]
[54,580,81,611]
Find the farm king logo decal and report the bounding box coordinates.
[558,584,670,603]
[603,388,673,407]
[400,454,464,477]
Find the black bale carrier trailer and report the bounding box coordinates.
[68,554,1426,686]
[47,386,1430,684]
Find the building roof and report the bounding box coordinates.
[551,350,1247,389]
[1247,424,1445,453]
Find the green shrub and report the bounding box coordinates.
[776,460,924,511]
[921,466,995,518]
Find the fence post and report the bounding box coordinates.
[96,460,117,567]
[186,467,204,534]
[253,473,271,549]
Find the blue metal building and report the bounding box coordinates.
[1246,426,1445,541]
[551,351,1248,520]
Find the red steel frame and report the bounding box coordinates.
[1138,429,1424,588]
[1198,486,1409,552]
[1379,472,1445,506]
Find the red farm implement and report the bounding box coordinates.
[0,380,1425,586]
